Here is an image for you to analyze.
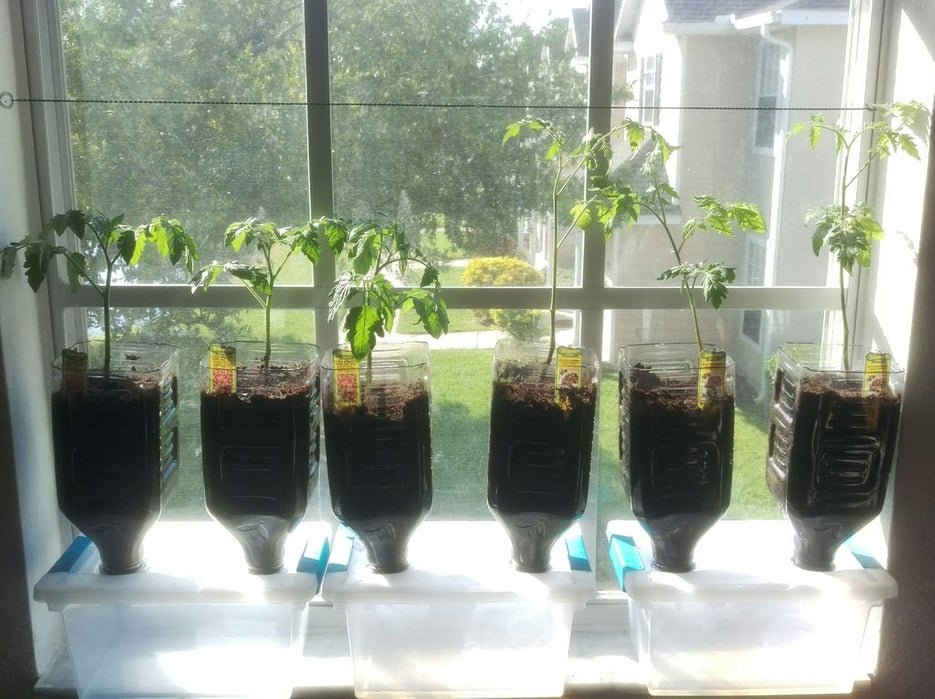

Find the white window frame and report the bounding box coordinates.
[4,0,934,696]
[740,236,768,347]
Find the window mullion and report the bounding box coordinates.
[306,0,338,348]
[582,0,616,355]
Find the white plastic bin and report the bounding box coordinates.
[607,520,896,696]
[34,521,330,699]
[322,520,595,698]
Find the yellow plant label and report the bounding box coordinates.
[863,352,891,396]
[697,349,727,409]
[61,348,88,393]
[555,346,583,404]
[333,350,362,407]
[208,344,237,394]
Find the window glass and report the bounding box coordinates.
[53,0,859,589]
[329,0,589,289]
[755,42,785,149]
[60,0,312,283]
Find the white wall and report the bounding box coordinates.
[0,0,70,682]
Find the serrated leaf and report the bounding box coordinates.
[226,263,272,297]
[225,219,255,251]
[811,220,830,256]
[22,243,54,292]
[291,225,322,264]
[345,305,383,360]
[190,262,226,292]
[328,270,355,321]
[420,265,439,288]
[501,121,524,146]
[544,139,562,162]
[117,226,145,266]
[898,133,920,160]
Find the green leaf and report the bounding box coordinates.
[544,139,562,162]
[501,121,524,146]
[149,216,199,272]
[190,262,227,292]
[328,270,355,321]
[419,265,440,288]
[117,226,145,266]
[22,243,55,292]
[344,305,384,360]
[64,253,87,293]
[226,263,272,298]
[225,219,256,251]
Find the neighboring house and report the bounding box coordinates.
[601,0,848,394]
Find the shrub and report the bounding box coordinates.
[461,257,544,340]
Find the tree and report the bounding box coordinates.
[329,0,588,254]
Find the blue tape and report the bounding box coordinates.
[297,534,332,592]
[608,534,645,591]
[49,536,93,574]
[846,538,884,570]
[325,528,355,575]
[565,532,591,572]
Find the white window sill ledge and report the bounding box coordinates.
[32,520,884,699]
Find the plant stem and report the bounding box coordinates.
[264,248,275,369]
[686,283,704,355]
[546,156,563,366]
[839,264,850,371]
[103,264,112,377]
[264,297,272,369]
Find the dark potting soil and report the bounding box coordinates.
[621,371,734,571]
[201,377,317,523]
[52,373,178,573]
[324,384,433,570]
[767,373,901,569]
[487,379,596,520]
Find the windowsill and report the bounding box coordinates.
[31,519,885,699]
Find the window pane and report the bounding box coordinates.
[60,1,311,283]
[607,6,849,291]
[329,1,590,289]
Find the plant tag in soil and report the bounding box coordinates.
[697,349,727,409]
[333,349,362,407]
[61,348,88,393]
[863,352,891,396]
[208,344,237,394]
[555,346,583,403]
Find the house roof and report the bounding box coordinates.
[614,0,848,42]
[570,7,590,57]
[664,0,847,24]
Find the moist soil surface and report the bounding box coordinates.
[621,371,734,571]
[52,373,177,573]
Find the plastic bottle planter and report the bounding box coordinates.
[487,339,598,573]
[200,342,320,574]
[767,344,903,571]
[619,343,735,572]
[52,341,179,574]
[322,342,433,574]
